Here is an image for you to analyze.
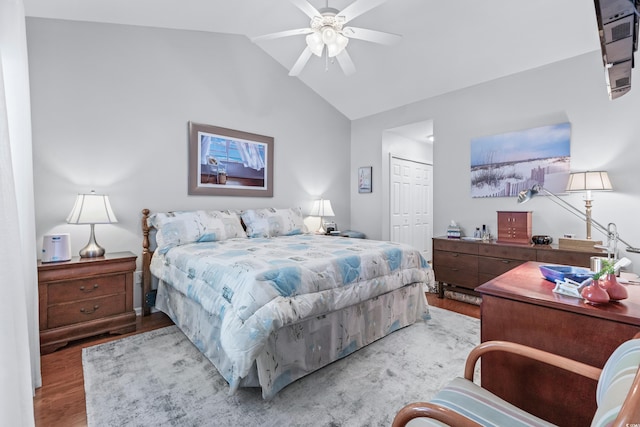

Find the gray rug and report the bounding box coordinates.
[83,306,479,427]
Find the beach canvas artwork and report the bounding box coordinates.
[470,122,571,198]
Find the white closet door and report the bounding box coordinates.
[390,156,433,261]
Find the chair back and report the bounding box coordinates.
[592,338,640,427]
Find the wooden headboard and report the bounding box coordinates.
[141,209,154,316]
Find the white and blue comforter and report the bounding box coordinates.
[150,234,432,391]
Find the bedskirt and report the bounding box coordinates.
[155,279,430,399]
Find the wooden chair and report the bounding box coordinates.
[393,337,640,427]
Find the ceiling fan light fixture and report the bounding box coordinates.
[327,32,349,57]
[306,31,324,56]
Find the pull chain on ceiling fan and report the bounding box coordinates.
[251,0,401,76]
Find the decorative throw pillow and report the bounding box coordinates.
[241,207,307,238]
[148,210,246,253]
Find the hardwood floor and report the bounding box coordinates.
[34,312,173,427]
[33,295,479,426]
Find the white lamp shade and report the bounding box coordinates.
[66,192,118,224]
[566,171,613,192]
[310,199,335,217]
[326,33,349,58]
[306,31,324,57]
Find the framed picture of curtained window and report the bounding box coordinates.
[188,122,274,197]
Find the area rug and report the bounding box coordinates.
[83,306,479,427]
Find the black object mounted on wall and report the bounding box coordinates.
[593,0,639,99]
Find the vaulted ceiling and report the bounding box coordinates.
[24,0,601,121]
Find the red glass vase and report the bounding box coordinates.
[581,280,610,304]
[601,273,628,301]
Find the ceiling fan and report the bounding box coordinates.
[251,0,401,76]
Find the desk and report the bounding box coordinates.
[476,261,640,426]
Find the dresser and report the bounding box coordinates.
[476,261,640,426]
[432,236,604,298]
[38,251,137,354]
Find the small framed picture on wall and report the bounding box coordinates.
[358,166,372,193]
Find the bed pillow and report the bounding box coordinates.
[241,208,307,238]
[148,210,246,253]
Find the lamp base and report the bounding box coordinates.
[79,224,106,258]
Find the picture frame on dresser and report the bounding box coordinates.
[188,121,274,197]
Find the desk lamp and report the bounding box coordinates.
[565,171,613,240]
[517,184,640,256]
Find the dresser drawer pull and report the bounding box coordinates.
[501,260,511,264]
[79,284,99,292]
[80,305,100,314]
[452,253,459,257]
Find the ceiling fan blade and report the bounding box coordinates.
[342,27,401,45]
[251,28,314,43]
[335,49,356,76]
[339,0,389,24]
[289,47,313,76]
[288,0,321,19]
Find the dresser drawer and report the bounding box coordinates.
[433,239,478,255]
[47,274,126,304]
[47,294,127,328]
[478,257,527,277]
[536,249,595,268]
[434,266,479,290]
[479,244,536,261]
[433,251,478,270]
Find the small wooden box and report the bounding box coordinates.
[558,238,603,252]
[497,211,532,245]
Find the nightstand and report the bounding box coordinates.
[38,251,137,354]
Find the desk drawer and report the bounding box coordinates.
[48,294,126,328]
[48,274,126,304]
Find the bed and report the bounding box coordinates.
[141,207,434,399]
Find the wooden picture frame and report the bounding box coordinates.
[188,122,274,197]
[358,166,372,193]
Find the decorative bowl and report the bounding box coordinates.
[532,235,553,245]
[539,265,593,283]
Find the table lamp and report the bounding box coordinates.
[66,190,118,257]
[310,198,335,234]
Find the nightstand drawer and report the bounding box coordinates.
[47,294,126,328]
[47,274,126,304]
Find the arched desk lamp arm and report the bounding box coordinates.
[518,185,640,254]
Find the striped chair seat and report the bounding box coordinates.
[395,338,640,427]
[406,377,555,427]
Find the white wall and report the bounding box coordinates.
[351,51,640,272]
[27,18,351,308]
